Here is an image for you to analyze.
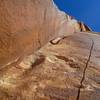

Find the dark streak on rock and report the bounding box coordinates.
[31,55,45,67]
[78,21,92,32]
[37,38,42,49]
[55,55,80,69]
[68,62,80,69]
[55,55,69,62]
[76,40,94,100]
[43,8,47,21]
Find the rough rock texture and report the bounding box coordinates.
[0,0,91,67]
[0,0,100,100]
[0,32,100,100]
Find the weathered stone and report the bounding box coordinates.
[0,0,91,67]
[0,0,100,100]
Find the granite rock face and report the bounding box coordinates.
[0,0,100,100]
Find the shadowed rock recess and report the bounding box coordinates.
[0,0,100,100]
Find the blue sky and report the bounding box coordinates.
[53,0,100,32]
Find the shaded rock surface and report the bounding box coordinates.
[0,0,100,100]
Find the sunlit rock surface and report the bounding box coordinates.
[0,0,100,100]
[0,0,91,67]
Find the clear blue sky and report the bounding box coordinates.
[53,0,100,32]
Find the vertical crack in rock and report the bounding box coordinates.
[76,40,94,100]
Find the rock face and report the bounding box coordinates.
[0,0,91,67]
[0,32,100,100]
[0,0,100,100]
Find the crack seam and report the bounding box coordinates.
[76,40,94,100]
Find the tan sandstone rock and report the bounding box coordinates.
[0,0,99,100]
[0,0,91,67]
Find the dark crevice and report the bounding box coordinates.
[38,38,42,49]
[78,21,92,32]
[55,55,80,69]
[76,40,94,100]
[31,55,45,67]
[55,55,69,62]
